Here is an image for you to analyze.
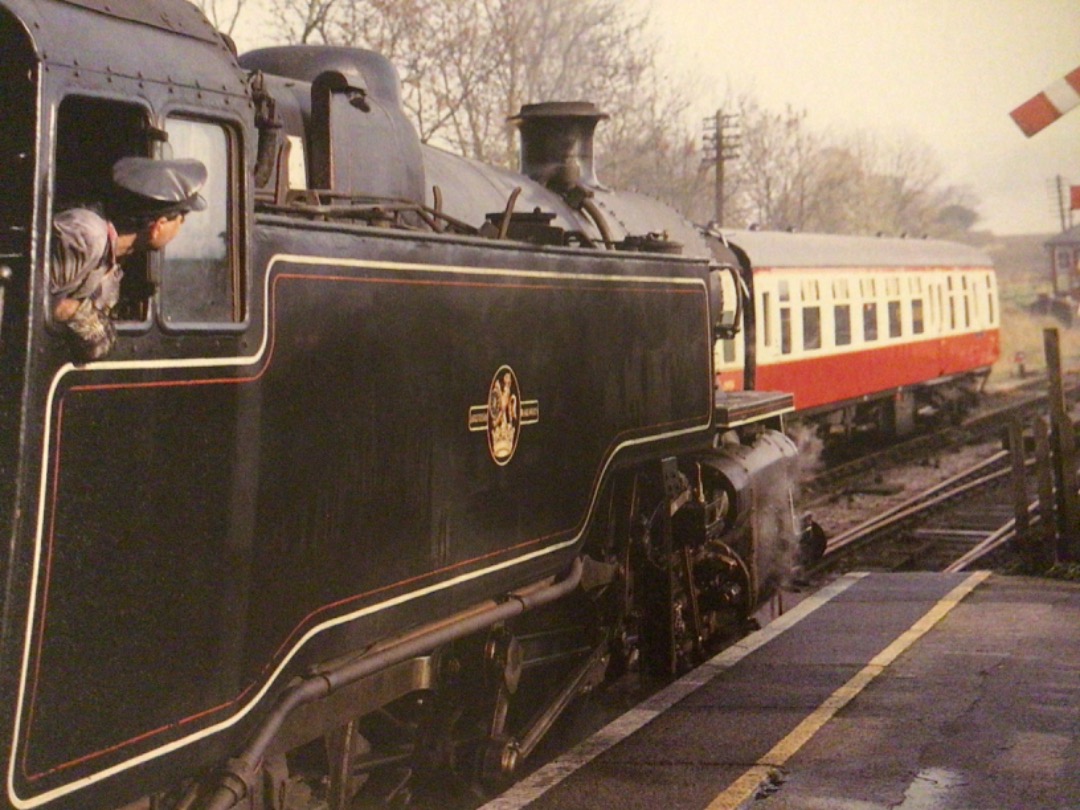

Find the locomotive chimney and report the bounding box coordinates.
[509,101,608,192]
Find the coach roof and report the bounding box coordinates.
[723,228,993,270]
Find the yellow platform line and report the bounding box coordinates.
[705,570,991,810]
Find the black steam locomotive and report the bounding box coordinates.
[0,2,800,809]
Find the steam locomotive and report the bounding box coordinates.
[0,2,801,809]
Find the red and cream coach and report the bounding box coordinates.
[714,229,1000,438]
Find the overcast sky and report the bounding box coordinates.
[643,0,1080,235]
[232,0,1080,236]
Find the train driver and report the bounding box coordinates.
[50,156,208,361]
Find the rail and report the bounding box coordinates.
[821,450,1011,559]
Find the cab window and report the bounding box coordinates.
[54,96,152,323]
[160,117,242,326]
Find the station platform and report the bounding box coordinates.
[480,571,1080,810]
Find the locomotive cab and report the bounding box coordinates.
[52,99,244,328]
[1,0,251,367]
[0,3,258,808]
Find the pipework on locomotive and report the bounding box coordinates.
[0,3,803,810]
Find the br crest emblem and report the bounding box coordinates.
[469,365,540,465]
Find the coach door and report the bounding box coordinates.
[0,6,35,556]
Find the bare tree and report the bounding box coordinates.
[257,0,697,183]
[722,99,980,238]
[240,0,980,237]
[264,0,340,44]
[194,0,251,37]
[728,100,823,231]
[265,0,513,160]
[816,131,976,237]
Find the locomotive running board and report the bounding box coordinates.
[714,390,795,429]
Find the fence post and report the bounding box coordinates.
[1007,416,1030,560]
[1044,328,1079,561]
[1032,416,1058,567]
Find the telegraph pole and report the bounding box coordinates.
[702,110,740,227]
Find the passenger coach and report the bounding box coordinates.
[715,230,1000,436]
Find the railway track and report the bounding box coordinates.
[803,378,1073,504]
[801,377,1080,575]
[451,446,1026,810]
[810,449,1027,573]
[453,443,1029,810]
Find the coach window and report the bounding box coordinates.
[778,280,792,355]
[887,301,902,338]
[924,280,936,334]
[885,277,901,338]
[861,278,878,342]
[911,299,925,334]
[720,336,736,364]
[946,276,957,331]
[970,275,984,327]
[833,278,852,346]
[761,291,773,349]
[159,117,241,326]
[863,302,878,341]
[984,272,996,325]
[801,280,821,351]
[910,277,925,335]
[961,276,972,328]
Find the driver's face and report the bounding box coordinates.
[147,212,185,250]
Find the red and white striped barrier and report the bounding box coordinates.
[1010,66,1080,137]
